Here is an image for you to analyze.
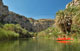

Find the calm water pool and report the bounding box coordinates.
[0,39,80,51]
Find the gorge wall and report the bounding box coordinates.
[0,0,54,32]
[66,0,80,8]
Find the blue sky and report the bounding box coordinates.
[3,0,72,19]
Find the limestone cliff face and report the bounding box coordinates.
[0,0,9,22]
[0,0,9,16]
[30,19,54,32]
[0,0,54,32]
[4,12,33,31]
[4,12,54,32]
[66,0,80,8]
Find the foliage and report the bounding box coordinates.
[0,23,3,27]
[3,24,30,35]
[56,10,65,33]
[0,28,19,40]
[72,13,80,25]
[55,5,80,34]
[0,24,32,40]
[55,4,80,39]
[38,27,63,38]
[71,25,80,33]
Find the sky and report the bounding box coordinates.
[3,0,72,19]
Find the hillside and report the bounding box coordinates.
[0,0,54,32]
[0,0,55,40]
[38,0,80,39]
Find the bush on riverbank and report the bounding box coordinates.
[38,26,63,39]
[3,24,33,38]
[0,24,33,40]
[0,28,19,40]
[37,25,80,39]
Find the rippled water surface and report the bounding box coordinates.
[0,39,80,51]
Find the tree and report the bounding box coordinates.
[56,10,66,33]
[55,6,79,34]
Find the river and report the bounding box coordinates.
[0,38,80,51]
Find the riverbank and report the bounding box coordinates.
[0,24,33,40]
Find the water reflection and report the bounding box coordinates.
[56,41,72,44]
[0,39,80,51]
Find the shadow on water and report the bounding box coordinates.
[0,39,80,51]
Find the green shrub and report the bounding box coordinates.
[0,28,19,40]
[0,24,32,39]
[71,25,80,33]
[38,27,62,38]
[3,24,30,35]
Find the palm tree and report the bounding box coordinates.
[56,10,66,33]
[64,6,79,33]
[55,5,79,34]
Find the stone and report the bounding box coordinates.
[0,0,8,16]
[4,12,54,32]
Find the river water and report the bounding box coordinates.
[0,39,80,51]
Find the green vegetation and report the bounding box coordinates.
[38,5,80,40]
[0,24,32,40]
[1,0,80,41]
[55,5,80,37]
[38,27,63,39]
[55,6,79,34]
[0,28,19,40]
[3,24,29,35]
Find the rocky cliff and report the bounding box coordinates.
[66,0,80,8]
[0,0,54,32]
[0,0,8,16]
[0,0,9,23]
[3,12,54,32]
[30,19,54,32]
